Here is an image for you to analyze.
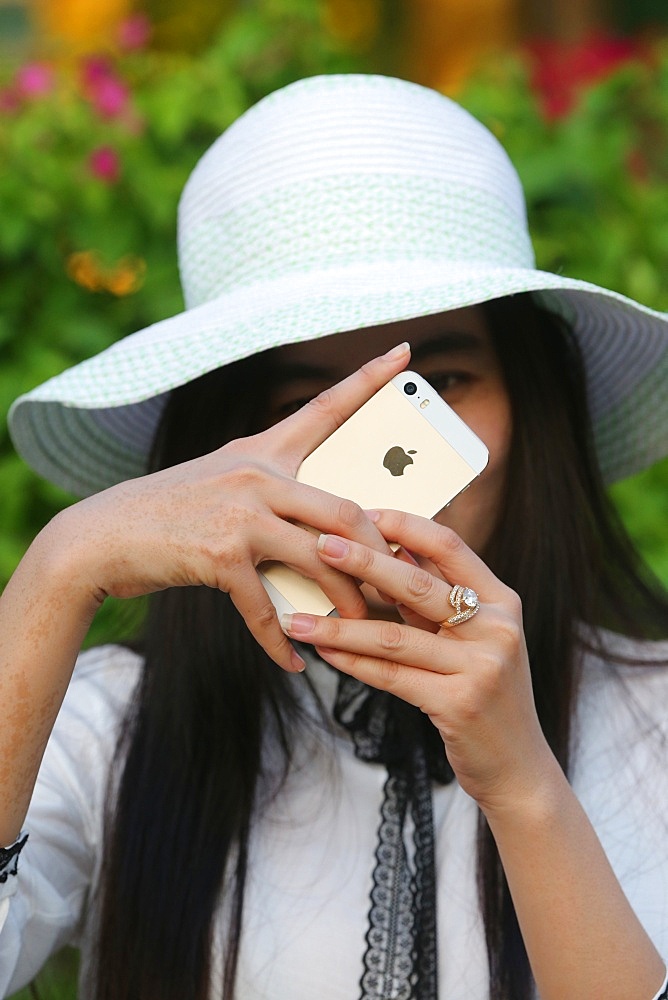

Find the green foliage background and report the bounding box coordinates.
[2,7,668,993]
[2,7,668,665]
[1,0,366,649]
[461,51,668,585]
[3,11,668,656]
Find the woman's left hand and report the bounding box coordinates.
[282,508,668,999]
[281,508,555,816]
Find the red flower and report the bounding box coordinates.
[527,33,644,121]
[88,146,121,184]
[626,147,650,183]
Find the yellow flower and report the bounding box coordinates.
[65,250,146,296]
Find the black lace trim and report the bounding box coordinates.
[332,672,453,785]
[361,769,415,999]
[0,833,28,884]
[411,749,438,995]
[326,663,451,1000]
[359,745,438,1000]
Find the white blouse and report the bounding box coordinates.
[1,634,668,1000]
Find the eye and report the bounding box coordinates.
[265,391,320,426]
[275,395,314,419]
[426,371,473,396]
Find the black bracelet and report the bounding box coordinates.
[0,833,29,884]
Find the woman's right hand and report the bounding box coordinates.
[51,342,412,671]
[1,345,410,843]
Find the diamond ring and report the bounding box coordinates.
[439,585,480,628]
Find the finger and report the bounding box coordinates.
[390,547,440,631]
[273,479,395,558]
[315,646,433,713]
[366,510,506,603]
[316,533,457,626]
[228,569,307,672]
[269,342,411,461]
[395,545,421,569]
[394,604,438,631]
[281,613,456,676]
[258,519,368,620]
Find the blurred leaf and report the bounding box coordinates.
[1,17,667,647]
[0,0,367,629]
[462,48,668,585]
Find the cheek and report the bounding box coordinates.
[435,393,512,551]
[474,410,512,480]
[459,383,512,474]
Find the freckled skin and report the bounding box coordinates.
[0,576,87,823]
[0,345,412,841]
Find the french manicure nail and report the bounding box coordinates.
[384,341,410,360]
[317,534,350,558]
[315,647,338,658]
[291,649,306,672]
[281,613,316,636]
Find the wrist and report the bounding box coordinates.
[32,507,108,620]
[477,746,569,833]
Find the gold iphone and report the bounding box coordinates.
[260,371,489,617]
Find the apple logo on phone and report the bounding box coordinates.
[383,446,417,477]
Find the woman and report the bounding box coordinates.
[1,74,667,1000]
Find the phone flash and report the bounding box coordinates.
[420,399,430,409]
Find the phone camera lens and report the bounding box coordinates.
[404,382,417,396]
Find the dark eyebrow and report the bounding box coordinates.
[271,361,339,383]
[273,331,485,383]
[411,331,485,362]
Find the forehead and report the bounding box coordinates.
[274,306,492,371]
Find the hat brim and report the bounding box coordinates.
[9,258,668,495]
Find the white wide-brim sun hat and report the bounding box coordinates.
[9,73,668,496]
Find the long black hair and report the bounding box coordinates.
[476,295,668,998]
[93,293,668,1000]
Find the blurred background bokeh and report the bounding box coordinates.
[2,3,668,990]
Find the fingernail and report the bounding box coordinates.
[384,341,410,360]
[315,646,338,658]
[281,613,316,636]
[317,534,350,558]
[395,545,420,566]
[291,649,306,672]
[364,509,380,523]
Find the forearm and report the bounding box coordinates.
[0,511,101,845]
[484,756,665,1000]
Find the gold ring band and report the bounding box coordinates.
[440,585,480,628]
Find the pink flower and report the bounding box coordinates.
[88,146,121,184]
[81,58,130,119]
[0,87,20,113]
[15,63,54,99]
[81,57,114,87]
[92,75,130,117]
[117,14,151,51]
